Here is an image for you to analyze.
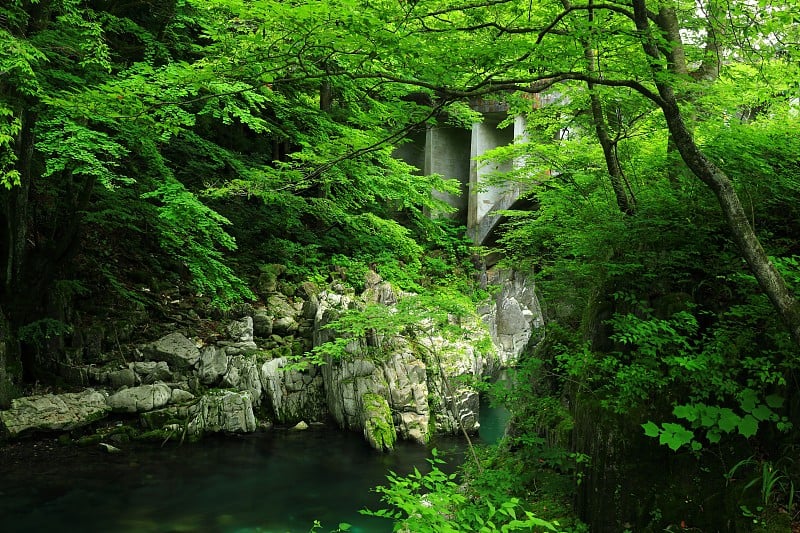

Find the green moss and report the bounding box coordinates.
[140,408,181,429]
[362,392,396,452]
[76,433,104,446]
[133,429,173,441]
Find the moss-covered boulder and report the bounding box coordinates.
[362,392,396,452]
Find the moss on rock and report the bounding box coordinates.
[362,392,396,452]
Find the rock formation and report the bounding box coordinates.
[0,270,543,450]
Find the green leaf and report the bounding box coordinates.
[707,429,722,444]
[765,394,785,408]
[642,421,660,437]
[718,409,741,433]
[750,404,773,421]
[673,404,697,422]
[660,423,694,451]
[737,415,759,438]
[739,389,758,412]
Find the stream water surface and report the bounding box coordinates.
[0,426,472,533]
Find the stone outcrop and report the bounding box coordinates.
[260,357,327,423]
[480,270,544,365]
[198,345,228,384]
[383,350,429,444]
[221,354,263,407]
[107,383,173,413]
[315,274,504,448]
[0,389,110,436]
[131,361,172,384]
[186,390,256,435]
[141,332,200,370]
[0,269,543,450]
[362,392,396,452]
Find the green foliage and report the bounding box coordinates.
[36,113,132,188]
[143,175,253,306]
[300,287,490,369]
[726,456,797,526]
[643,390,791,451]
[17,319,74,347]
[363,450,562,532]
[0,0,798,527]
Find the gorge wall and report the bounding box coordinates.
[0,270,543,451]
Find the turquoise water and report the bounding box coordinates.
[478,371,512,445]
[0,428,468,533]
[478,400,511,444]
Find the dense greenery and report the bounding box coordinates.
[1,0,799,531]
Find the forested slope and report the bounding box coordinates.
[1,1,799,530]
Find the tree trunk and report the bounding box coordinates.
[0,304,21,408]
[632,0,800,346]
[584,58,635,215]
[572,0,635,214]
[4,108,35,294]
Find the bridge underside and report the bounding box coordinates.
[396,110,532,248]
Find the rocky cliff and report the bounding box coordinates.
[0,270,543,450]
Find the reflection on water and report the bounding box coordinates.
[0,428,467,533]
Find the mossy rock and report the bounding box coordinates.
[140,406,187,430]
[133,429,173,442]
[752,507,792,533]
[76,433,105,447]
[362,393,396,452]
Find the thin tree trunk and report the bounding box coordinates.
[568,0,635,214]
[632,0,800,346]
[584,55,635,215]
[4,108,35,293]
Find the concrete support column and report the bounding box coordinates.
[468,115,514,243]
[424,127,471,224]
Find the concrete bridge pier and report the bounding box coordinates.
[396,110,531,248]
[425,127,472,223]
[466,114,528,246]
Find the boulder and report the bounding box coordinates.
[218,340,257,356]
[256,263,286,294]
[187,390,256,435]
[107,383,172,413]
[252,308,273,337]
[141,332,200,370]
[198,345,228,384]
[362,392,396,452]
[362,271,398,306]
[171,388,195,404]
[221,354,263,407]
[131,361,172,384]
[86,364,136,388]
[226,316,254,343]
[260,357,327,424]
[108,368,137,389]
[0,389,110,436]
[267,294,302,336]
